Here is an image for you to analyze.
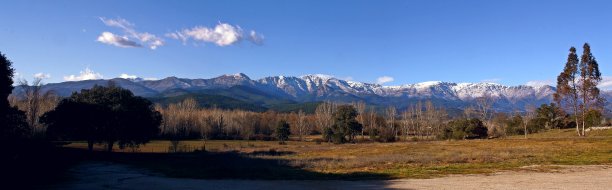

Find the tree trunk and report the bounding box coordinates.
[87,141,94,152]
[523,122,527,139]
[107,142,114,152]
[581,113,585,137]
[575,107,580,136]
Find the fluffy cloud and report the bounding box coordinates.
[97,32,142,48]
[33,73,51,79]
[598,76,612,90]
[63,67,104,81]
[376,76,394,85]
[98,17,164,49]
[525,80,553,88]
[248,30,264,45]
[96,17,264,49]
[118,73,138,80]
[166,22,263,46]
[118,74,158,81]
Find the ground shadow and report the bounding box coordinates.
[81,148,392,180]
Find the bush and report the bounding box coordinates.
[585,109,602,128]
[442,118,488,140]
[274,120,291,143]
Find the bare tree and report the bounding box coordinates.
[476,95,494,123]
[385,106,397,140]
[463,106,476,119]
[522,104,536,139]
[295,110,309,141]
[401,109,412,140]
[354,101,366,139]
[315,101,336,134]
[16,78,58,136]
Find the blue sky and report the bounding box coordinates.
[1,0,611,87]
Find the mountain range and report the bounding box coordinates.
[12,73,610,113]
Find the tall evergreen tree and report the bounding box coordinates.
[554,47,581,136]
[330,105,362,143]
[0,52,15,109]
[579,43,603,136]
[274,120,291,144]
[0,52,30,140]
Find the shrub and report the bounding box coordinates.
[443,118,488,140]
[274,120,291,144]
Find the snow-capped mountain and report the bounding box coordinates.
[11,73,562,111]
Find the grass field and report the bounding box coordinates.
[64,129,612,179]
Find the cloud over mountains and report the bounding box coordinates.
[96,17,263,49]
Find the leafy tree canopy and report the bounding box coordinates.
[42,84,161,151]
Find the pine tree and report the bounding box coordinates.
[0,52,15,109]
[578,43,603,136]
[554,47,581,136]
[0,52,30,140]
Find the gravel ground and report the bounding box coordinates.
[49,162,612,190]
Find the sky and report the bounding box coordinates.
[1,0,611,88]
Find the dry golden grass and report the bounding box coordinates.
[65,129,612,179]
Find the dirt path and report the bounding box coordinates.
[50,162,612,190]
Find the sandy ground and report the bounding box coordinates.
[49,162,612,190]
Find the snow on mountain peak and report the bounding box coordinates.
[414,81,444,88]
[300,74,335,81]
[222,73,250,79]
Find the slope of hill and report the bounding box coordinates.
[11,73,574,112]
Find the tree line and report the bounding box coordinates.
[0,43,606,153]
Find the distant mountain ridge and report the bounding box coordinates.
[12,73,598,112]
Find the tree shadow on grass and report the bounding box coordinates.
[86,148,392,180]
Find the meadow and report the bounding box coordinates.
[64,129,612,179]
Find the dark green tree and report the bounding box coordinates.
[322,127,334,143]
[533,103,565,130]
[330,105,362,143]
[584,109,602,128]
[0,52,14,109]
[0,52,30,141]
[443,118,488,140]
[42,100,111,151]
[505,114,524,135]
[274,120,291,144]
[42,84,161,151]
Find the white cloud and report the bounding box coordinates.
[97,32,142,48]
[598,76,612,90]
[118,74,158,81]
[63,67,104,81]
[376,76,394,85]
[33,73,51,79]
[165,32,188,44]
[99,17,164,49]
[248,30,264,45]
[118,73,138,80]
[97,17,263,49]
[525,80,553,88]
[167,22,264,46]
